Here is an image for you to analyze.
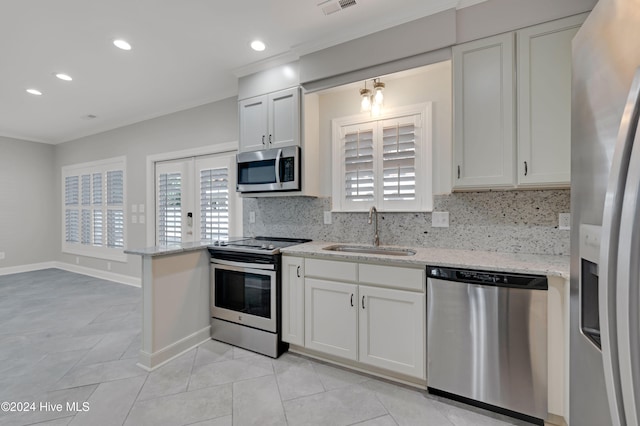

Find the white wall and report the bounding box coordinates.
[0,136,56,269]
[54,97,238,279]
[315,60,452,197]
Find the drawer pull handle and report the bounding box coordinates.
[362,295,365,309]
[350,294,354,307]
[262,135,265,145]
[296,266,300,278]
[524,161,528,176]
[457,165,460,179]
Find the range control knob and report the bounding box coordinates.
[268,244,275,250]
[261,244,268,249]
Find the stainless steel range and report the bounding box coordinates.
[208,236,310,358]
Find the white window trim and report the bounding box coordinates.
[331,103,433,212]
[61,156,127,262]
[145,142,241,247]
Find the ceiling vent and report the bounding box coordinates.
[319,0,357,16]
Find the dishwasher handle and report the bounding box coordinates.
[427,266,548,290]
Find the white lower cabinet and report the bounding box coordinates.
[304,278,358,360]
[282,255,305,346]
[358,285,425,379]
[286,257,426,380]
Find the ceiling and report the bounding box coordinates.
[0,0,484,144]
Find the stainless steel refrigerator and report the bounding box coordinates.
[571,0,640,425]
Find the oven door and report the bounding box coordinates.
[211,260,277,333]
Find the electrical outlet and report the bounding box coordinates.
[107,262,112,271]
[0,252,5,260]
[432,211,450,228]
[139,204,145,213]
[249,211,256,224]
[559,213,571,230]
[323,211,332,225]
[75,257,80,264]
[139,215,145,224]
[131,204,137,213]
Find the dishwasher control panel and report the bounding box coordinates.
[427,266,548,290]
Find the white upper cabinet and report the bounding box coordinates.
[453,33,516,190]
[517,14,584,187]
[453,15,585,190]
[238,87,300,152]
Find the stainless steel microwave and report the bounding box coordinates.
[236,146,300,193]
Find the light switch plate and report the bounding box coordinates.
[139,204,145,214]
[131,215,137,224]
[324,211,332,225]
[0,252,5,260]
[249,211,256,224]
[559,213,571,230]
[139,215,145,224]
[432,211,450,228]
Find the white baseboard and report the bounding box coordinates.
[0,261,141,287]
[137,326,211,372]
[54,262,141,287]
[0,261,58,276]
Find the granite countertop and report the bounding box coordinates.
[124,241,213,257]
[280,241,570,279]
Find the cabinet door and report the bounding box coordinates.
[453,33,515,189]
[305,278,357,360]
[358,286,425,379]
[268,87,300,149]
[282,256,305,346]
[517,15,584,187]
[239,95,268,152]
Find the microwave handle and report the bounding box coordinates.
[275,148,282,186]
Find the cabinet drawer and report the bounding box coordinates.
[358,264,425,292]
[305,258,357,282]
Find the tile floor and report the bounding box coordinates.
[0,269,535,426]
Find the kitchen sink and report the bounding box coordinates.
[322,244,416,256]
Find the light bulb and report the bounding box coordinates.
[374,88,384,105]
[360,89,371,112]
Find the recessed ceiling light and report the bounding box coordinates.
[26,88,42,96]
[113,39,132,51]
[250,40,266,52]
[55,73,73,81]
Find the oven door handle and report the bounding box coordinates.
[211,259,275,271]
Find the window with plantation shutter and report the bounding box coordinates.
[200,167,230,241]
[332,104,432,212]
[62,157,126,261]
[344,127,375,204]
[157,172,182,245]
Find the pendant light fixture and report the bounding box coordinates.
[359,78,385,116]
[360,80,371,112]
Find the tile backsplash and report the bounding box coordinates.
[243,190,570,255]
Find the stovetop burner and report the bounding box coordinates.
[209,236,311,255]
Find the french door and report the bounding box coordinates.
[155,153,240,245]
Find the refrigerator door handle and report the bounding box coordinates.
[616,120,640,426]
[599,67,640,426]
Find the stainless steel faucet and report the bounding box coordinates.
[368,206,380,246]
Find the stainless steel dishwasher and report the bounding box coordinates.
[426,266,548,425]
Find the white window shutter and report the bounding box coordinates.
[200,167,230,241]
[341,125,376,210]
[158,172,182,244]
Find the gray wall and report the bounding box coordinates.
[0,137,56,268]
[54,97,238,278]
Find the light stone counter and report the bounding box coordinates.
[126,241,212,371]
[124,240,212,257]
[281,241,569,278]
